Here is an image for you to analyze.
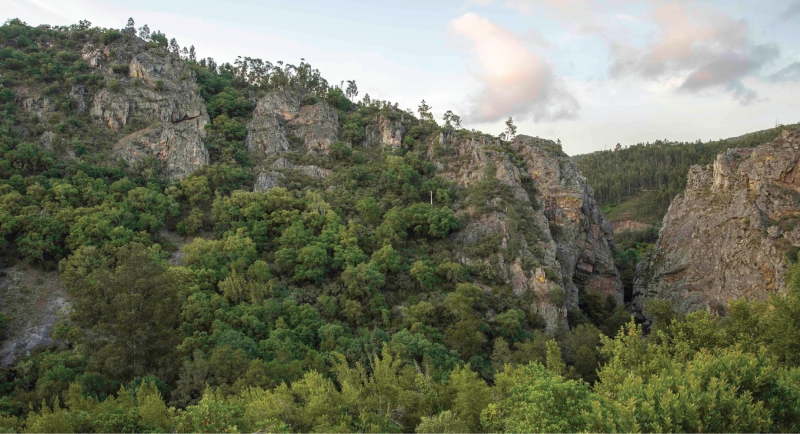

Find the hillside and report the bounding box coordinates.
[2,18,800,433]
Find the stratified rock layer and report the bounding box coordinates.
[633,129,800,317]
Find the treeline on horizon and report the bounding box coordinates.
[0,17,800,433]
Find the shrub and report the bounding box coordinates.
[101,29,122,45]
[111,64,129,75]
[300,94,318,107]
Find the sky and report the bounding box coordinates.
[3,0,800,155]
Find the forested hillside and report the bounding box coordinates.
[576,124,799,225]
[0,18,799,433]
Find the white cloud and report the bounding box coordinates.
[448,12,579,122]
[608,2,779,104]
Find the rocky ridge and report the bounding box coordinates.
[633,129,800,318]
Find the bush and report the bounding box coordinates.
[326,87,351,112]
[108,79,121,92]
[300,94,319,107]
[111,64,129,75]
[101,29,122,45]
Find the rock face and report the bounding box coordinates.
[246,91,340,157]
[633,129,800,318]
[246,91,298,156]
[612,220,652,234]
[513,136,623,306]
[365,114,405,150]
[84,38,209,180]
[253,157,331,193]
[291,103,339,154]
[435,134,623,331]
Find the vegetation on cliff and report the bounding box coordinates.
[0,17,799,433]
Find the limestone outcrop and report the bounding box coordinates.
[633,129,800,318]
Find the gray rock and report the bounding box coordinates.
[70,85,86,111]
[272,157,331,178]
[254,157,331,192]
[86,40,210,180]
[254,171,283,192]
[290,102,339,154]
[366,114,405,150]
[113,122,209,180]
[246,91,300,157]
[633,129,800,318]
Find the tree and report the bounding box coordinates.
[345,80,358,99]
[481,363,593,433]
[59,243,185,380]
[442,110,461,131]
[504,117,517,141]
[418,100,433,124]
[138,24,150,40]
[169,37,180,53]
[125,17,135,33]
[189,45,196,62]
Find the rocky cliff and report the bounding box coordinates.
[432,133,623,331]
[633,129,800,318]
[77,37,210,179]
[247,91,340,158]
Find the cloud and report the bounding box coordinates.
[608,2,779,104]
[768,62,800,82]
[780,0,800,21]
[448,12,579,122]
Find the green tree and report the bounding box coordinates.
[59,243,185,380]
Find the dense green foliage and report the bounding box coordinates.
[577,124,799,224]
[2,18,800,433]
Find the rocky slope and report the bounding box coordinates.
[246,90,339,158]
[96,38,210,179]
[633,129,800,318]
[245,104,623,331]
[432,133,623,331]
[18,35,211,180]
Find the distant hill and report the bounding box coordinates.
[575,124,800,226]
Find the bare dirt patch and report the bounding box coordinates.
[0,262,70,366]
